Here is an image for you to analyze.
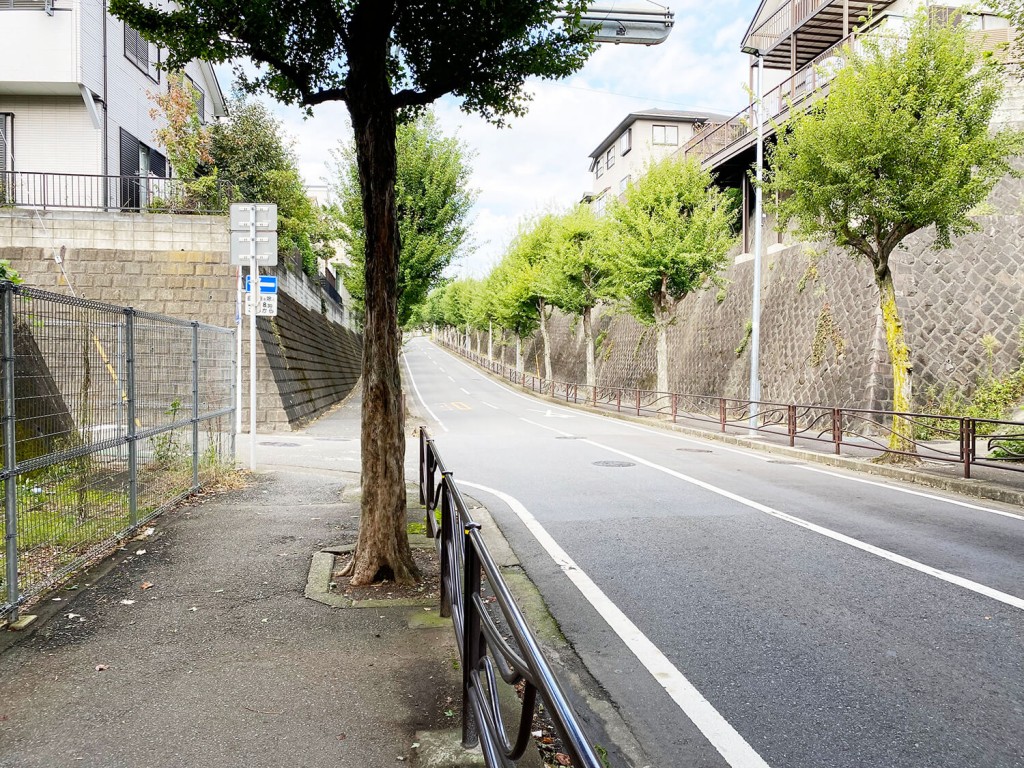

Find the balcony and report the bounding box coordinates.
[687,25,1014,173]
[0,2,77,95]
[742,0,894,70]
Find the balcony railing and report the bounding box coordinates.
[685,24,1013,168]
[0,171,233,214]
[0,0,53,10]
[684,33,853,165]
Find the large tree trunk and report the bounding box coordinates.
[876,271,918,461]
[515,334,523,373]
[654,308,670,394]
[538,301,553,387]
[341,1,419,586]
[583,307,596,389]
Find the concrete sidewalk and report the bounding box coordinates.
[0,394,478,768]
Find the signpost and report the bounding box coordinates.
[245,274,279,317]
[229,203,277,471]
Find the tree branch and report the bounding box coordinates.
[302,88,349,106]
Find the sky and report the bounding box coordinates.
[228,1,758,279]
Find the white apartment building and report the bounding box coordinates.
[0,0,225,208]
[586,108,728,213]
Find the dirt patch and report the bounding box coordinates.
[331,546,440,602]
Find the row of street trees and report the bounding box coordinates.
[422,10,1024,462]
[417,155,738,394]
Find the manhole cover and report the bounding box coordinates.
[556,436,585,440]
[593,460,635,468]
[677,448,712,453]
[259,441,300,447]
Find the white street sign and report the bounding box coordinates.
[230,202,278,231]
[230,231,278,265]
[245,293,278,317]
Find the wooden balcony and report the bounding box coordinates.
[743,0,895,70]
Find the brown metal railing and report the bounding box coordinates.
[0,170,233,214]
[439,339,1024,481]
[418,428,604,768]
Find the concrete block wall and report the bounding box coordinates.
[1,209,362,432]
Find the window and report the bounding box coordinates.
[595,156,603,179]
[0,113,12,174]
[619,128,632,155]
[124,23,159,81]
[652,124,678,145]
[592,194,607,216]
[185,74,206,124]
[618,175,631,193]
[606,147,615,170]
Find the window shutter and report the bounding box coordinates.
[119,129,140,210]
[149,149,166,179]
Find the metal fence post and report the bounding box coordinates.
[461,520,483,749]
[439,471,453,619]
[418,429,426,506]
[3,284,19,620]
[963,418,974,479]
[719,398,727,432]
[832,408,842,455]
[125,308,138,528]
[788,405,796,447]
[191,322,200,491]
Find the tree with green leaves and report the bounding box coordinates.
[764,9,1024,459]
[536,205,612,389]
[490,250,542,374]
[607,155,736,393]
[509,213,559,381]
[109,0,597,585]
[331,111,476,326]
[209,97,334,279]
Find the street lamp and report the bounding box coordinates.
[740,44,764,435]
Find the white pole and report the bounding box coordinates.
[748,52,764,435]
[235,265,242,437]
[249,208,258,471]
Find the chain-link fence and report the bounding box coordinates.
[1,283,235,621]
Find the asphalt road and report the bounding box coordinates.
[402,336,1024,768]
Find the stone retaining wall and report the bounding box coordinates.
[1,209,362,431]
[498,174,1023,411]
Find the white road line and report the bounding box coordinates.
[402,351,448,433]
[574,439,1024,611]
[482,402,499,410]
[521,418,573,437]
[424,339,771,462]
[458,479,773,768]
[448,375,456,382]
[460,387,471,395]
[797,465,1024,521]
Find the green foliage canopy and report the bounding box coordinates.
[209,98,336,279]
[764,9,1024,279]
[332,112,476,325]
[535,204,612,316]
[607,156,736,326]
